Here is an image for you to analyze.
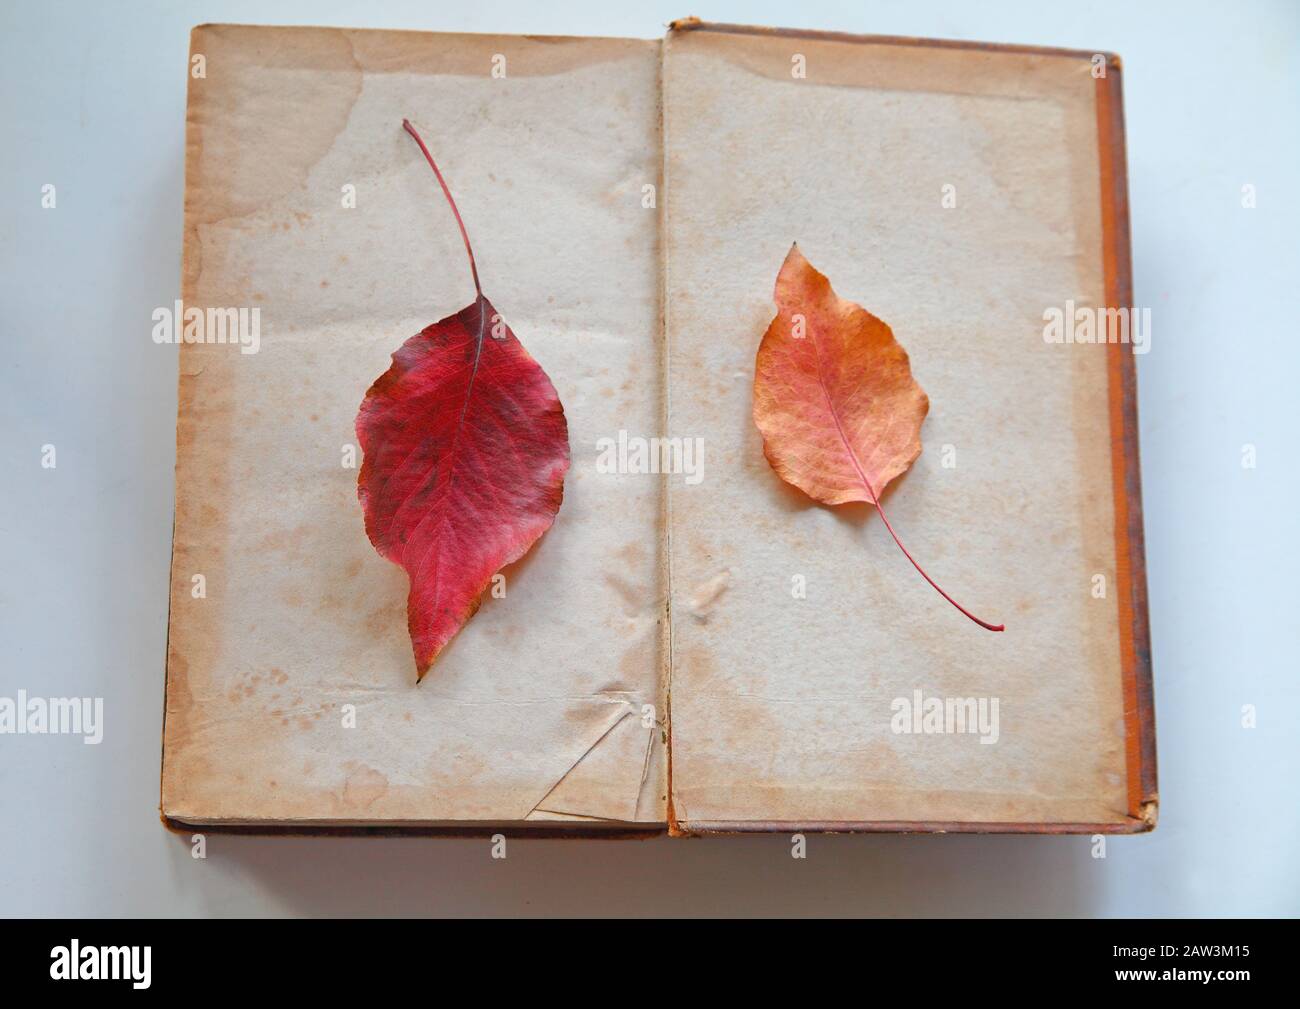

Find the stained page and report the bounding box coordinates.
[161,26,666,826]
[662,25,1142,830]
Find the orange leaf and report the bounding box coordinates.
[753,244,1003,632]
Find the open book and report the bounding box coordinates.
[161,20,1155,835]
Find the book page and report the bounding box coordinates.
[663,26,1132,829]
[161,26,666,826]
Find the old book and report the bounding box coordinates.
[161,20,1155,835]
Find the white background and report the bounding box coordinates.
[1,0,1296,917]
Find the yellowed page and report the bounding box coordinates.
[161,26,666,826]
[663,27,1128,828]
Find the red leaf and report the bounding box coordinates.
[356,121,570,680]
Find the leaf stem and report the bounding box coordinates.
[402,118,482,297]
[862,475,1005,632]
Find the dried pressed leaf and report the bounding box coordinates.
[356,121,571,679]
[753,244,1002,631]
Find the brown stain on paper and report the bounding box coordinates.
[342,765,389,808]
